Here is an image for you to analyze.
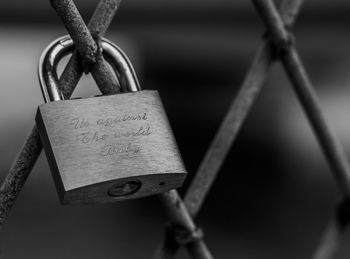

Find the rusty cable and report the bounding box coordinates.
[153,1,303,258]
[0,0,122,228]
[252,1,350,259]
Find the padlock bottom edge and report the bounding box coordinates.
[59,172,187,205]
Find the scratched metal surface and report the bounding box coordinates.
[37,91,186,203]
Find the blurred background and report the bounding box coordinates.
[1,0,350,258]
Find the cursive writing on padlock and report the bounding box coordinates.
[36,36,187,205]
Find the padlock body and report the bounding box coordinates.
[36,90,187,204]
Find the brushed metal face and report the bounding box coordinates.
[36,90,187,204]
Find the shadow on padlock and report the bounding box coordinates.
[35,36,187,205]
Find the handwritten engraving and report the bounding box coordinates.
[70,113,148,129]
[114,126,151,138]
[75,126,151,145]
[100,143,142,158]
[68,113,150,158]
[96,113,148,127]
[69,118,90,129]
[76,131,109,144]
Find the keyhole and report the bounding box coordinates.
[108,180,141,197]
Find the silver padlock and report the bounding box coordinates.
[36,36,187,204]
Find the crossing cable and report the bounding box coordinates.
[152,1,302,258]
[51,0,121,96]
[0,2,214,259]
[53,1,214,258]
[157,191,214,259]
[252,0,350,198]
[0,1,347,259]
[0,0,122,228]
[252,1,350,259]
[153,0,350,258]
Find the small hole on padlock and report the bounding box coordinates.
[108,180,141,197]
[159,182,165,186]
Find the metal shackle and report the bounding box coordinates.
[38,35,141,103]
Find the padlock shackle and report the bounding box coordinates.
[102,38,140,93]
[38,35,141,103]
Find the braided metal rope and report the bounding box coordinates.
[0,0,349,259]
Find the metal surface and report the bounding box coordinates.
[36,36,186,204]
[0,0,125,230]
[36,90,187,204]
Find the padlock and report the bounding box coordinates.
[36,35,187,205]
